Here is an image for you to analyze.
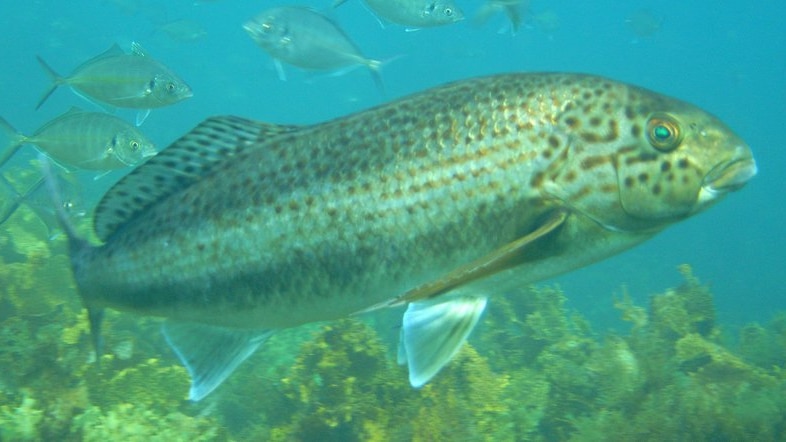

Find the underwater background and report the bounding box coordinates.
[0,0,784,440]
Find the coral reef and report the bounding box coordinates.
[1,202,785,442]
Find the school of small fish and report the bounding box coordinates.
[1,40,190,232]
[0,1,757,404]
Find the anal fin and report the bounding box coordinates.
[399,296,488,387]
[162,321,275,401]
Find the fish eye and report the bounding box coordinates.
[646,113,682,152]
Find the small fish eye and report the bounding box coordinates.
[653,125,671,140]
[646,113,682,152]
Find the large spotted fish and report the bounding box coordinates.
[51,73,756,401]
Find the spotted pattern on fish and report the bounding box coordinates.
[94,117,301,241]
[75,73,754,331]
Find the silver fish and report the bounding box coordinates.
[243,6,382,85]
[335,0,464,29]
[36,43,192,125]
[51,73,755,401]
[0,107,156,171]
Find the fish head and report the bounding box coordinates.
[243,10,293,56]
[422,1,465,24]
[112,128,157,167]
[150,72,193,105]
[545,78,756,233]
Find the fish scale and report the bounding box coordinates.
[59,72,755,400]
[89,76,565,316]
[81,72,747,320]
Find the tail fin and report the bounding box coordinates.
[501,2,523,33]
[367,59,385,94]
[39,154,104,359]
[474,1,525,34]
[35,56,64,110]
[0,116,27,169]
[0,173,23,226]
[365,54,404,95]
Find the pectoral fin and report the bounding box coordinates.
[162,321,275,401]
[399,296,488,387]
[135,109,151,126]
[398,209,567,305]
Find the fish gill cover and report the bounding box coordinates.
[0,0,784,441]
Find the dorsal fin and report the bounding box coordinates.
[63,106,87,116]
[130,41,148,57]
[93,116,301,241]
[73,43,126,72]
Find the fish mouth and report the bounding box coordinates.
[701,154,757,195]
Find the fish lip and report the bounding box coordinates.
[242,23,259,38]
[701,154,757,194]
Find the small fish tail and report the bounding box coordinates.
[367,59,385,94]
[502,3,523,33]
[35,55,64,110]
[365,54,404,95]
[473,1,523,33]
[39,153,104,358]
[0,116,26,169]
[0,174,23,226]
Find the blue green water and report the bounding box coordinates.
[1,0,784,440]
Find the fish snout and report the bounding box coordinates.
[243,20,270,44]
[702,146,757,195]
[182,85,194,99]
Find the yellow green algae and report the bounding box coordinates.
[1,199,786,441]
